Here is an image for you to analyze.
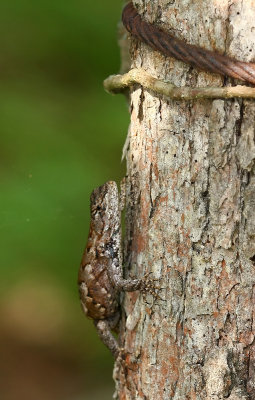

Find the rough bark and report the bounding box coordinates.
[114,1,255,399]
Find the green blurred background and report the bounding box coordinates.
[0,1,129,399]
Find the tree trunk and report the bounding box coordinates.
[114,1,255,399]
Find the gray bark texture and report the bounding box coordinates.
[114,1,255,399]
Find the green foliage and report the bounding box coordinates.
[0,0,128,398]
[0,0,128,289]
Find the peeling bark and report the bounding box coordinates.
[114,1,255,399]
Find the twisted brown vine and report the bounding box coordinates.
[122,2,255,85]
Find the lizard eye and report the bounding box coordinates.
[91,204,100,215]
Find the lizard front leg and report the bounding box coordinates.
[107,259,141,291]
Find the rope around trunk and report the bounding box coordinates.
[122,2,255,86]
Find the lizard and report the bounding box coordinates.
[78,180,154,359]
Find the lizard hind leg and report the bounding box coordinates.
[94,318,120,359]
